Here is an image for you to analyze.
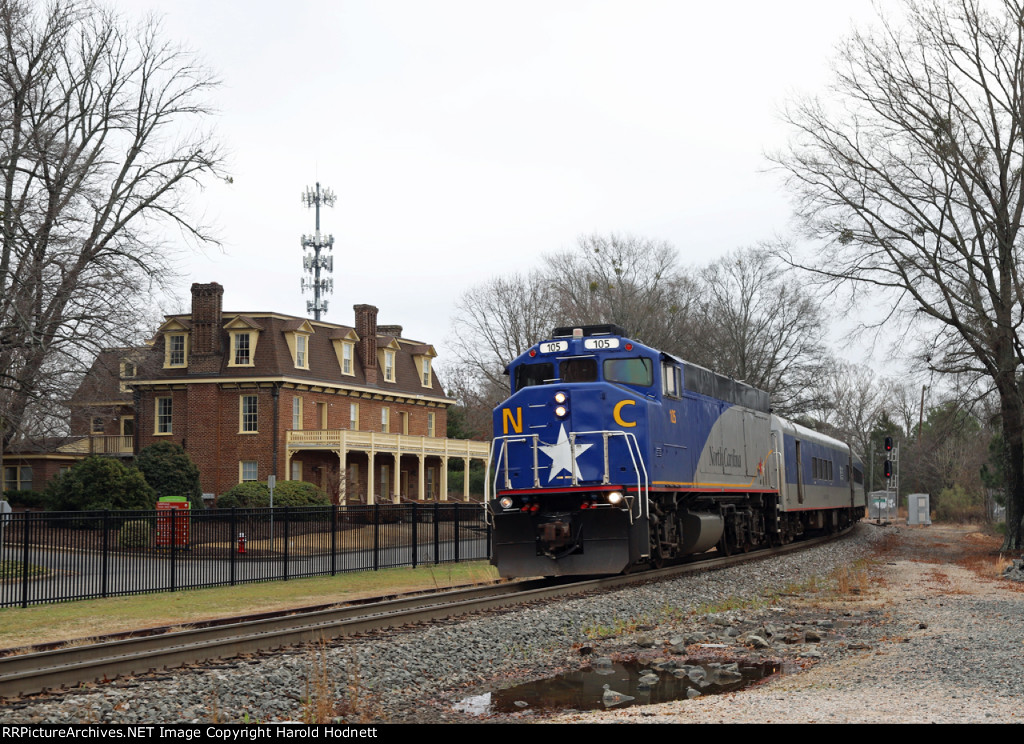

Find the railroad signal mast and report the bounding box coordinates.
[300,182,336,320]
[883,435,899,522]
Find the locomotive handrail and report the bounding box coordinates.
[487,429,650,524]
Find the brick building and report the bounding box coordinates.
[6,282,489,504]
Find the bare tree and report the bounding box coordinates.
[0,0,226,455]
[815,360,886,463]
[448,269,559,391]
[544,233,699,354]
[692,247,832,416]
[773,0,1024,547]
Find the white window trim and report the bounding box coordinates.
[240,394,258,433]
[155,396,173,435]
[342,342,354,375]
[162,333,189,370]
[239,461,258,482]
[292,396,303,430]
[228,330,258,367]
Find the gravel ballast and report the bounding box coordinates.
[1,522,1020,724]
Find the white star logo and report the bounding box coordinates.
[540,424,593,483]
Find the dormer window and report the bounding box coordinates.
[342,342,353,375]
[331,329,359,377]
[411,346,437,389]
[234,333,251,365]
[225,317,262,368]
[376,337,401,384]
[158,319,191,370]
[284,320,314,370]
[168,336,186,366]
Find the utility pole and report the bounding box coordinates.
[300,182,336,320]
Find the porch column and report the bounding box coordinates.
[440,456,448,501]
[418,455,426,501]
[367,451,376,506]
[393,453,401,503]
[336,447,345,504]
[463,457,471,501]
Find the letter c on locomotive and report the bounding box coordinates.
[613,399,636,428]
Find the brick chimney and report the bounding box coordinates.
[189,282,223,372]
[378,325,402,338]
[354,304,378,385]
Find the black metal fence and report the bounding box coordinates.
[0,503,490,608]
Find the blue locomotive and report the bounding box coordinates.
[486,325,865,577]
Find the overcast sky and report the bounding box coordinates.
[114,0,878,367]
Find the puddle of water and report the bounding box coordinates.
[455,658,781,716]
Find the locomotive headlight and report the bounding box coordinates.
[607,491,624,505]
[554,391,568,418]
[499,496,515,509]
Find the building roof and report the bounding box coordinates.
[139,306,451,404]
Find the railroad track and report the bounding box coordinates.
[0,529,846,698]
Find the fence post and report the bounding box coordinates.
[230,508,237,586]
[433,502,440,565]
[170,507,177,593]
[101,511,109,598]
[411,502,418,569]
[330,504,337,576]
[454,503,461,563]
[21,512,30,608]
[283,506,290,581]
[373,503,379,572]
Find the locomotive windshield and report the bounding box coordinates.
[515,363,554,389]
[603,357,653,386]
[513,355,656,391]
[559,358,597,382]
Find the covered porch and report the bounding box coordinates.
[285,430,489,505]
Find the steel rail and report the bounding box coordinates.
[0,527,850,698]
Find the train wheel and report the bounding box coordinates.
[717,535,733,557]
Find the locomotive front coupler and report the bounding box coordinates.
[535,511,585,559]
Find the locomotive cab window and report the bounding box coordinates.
[559,357,597,383]
[604,357,653,387]
[661,362,682,398]
[514,363,554,391]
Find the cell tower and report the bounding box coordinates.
[300,181,336,320]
